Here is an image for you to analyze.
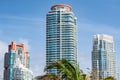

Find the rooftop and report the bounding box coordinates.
[51,4,72,11]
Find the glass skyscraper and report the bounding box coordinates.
[46,4,77,74]
[92,34,116,80]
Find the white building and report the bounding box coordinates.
[92,34,116,80]
[12,56,33,80]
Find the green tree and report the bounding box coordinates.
[82,74,87,80]
[35,73,61,80]
[45,59,82,80]
[103,76,116,80]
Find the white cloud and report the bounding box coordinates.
[18,38,46,77]
[18,38,45,76]
[0,15,45,25]
[0,41,8,61]
[78,22,119,35]
[30,53,46,77]
[0,15,41,22]
[18,38,31,51]
[77,52,91,74]
[31,65,45,77]
[0,41,8,77]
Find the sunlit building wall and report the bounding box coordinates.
[46,4,77,74]
[92,34,116,80]
[12,56,33,80]
[4,42,31,80]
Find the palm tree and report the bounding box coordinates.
[82,74,87,80]
[45,59,82,80]
[35,73,61,80]
[103,76,116,80]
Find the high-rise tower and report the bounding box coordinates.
[4,41,32,80]
[46,4,77,74]
[92,34,116,80]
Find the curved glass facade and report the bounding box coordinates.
[46,4,77,74]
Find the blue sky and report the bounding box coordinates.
[0,0,120,77]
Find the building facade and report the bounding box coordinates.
[12,55,33,80]
[92,34,116,80]
[46,4,77,74]
[4,41,32,80]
